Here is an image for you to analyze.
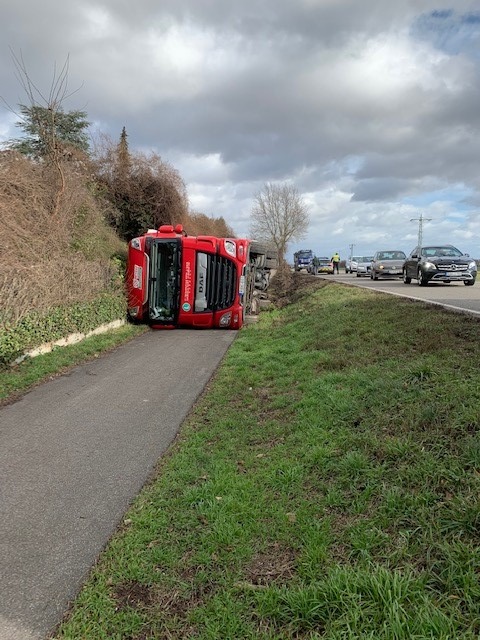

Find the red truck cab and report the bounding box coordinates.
[126,224,250,329]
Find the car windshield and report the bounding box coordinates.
[377,251,406,260]
[422,246,463,258]
[351,256,361,262]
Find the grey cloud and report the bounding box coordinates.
[1,0,480,257]
[350,178,413,202]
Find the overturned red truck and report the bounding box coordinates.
[126,224,277,330]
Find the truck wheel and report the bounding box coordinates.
[249,241,269,256]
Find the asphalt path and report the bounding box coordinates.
[319,273,480,316]
[0,329,237,640]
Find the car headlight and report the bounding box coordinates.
[468,261,477,270]
[423,261,436,270]
[378,264,384,270]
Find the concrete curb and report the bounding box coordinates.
[13,319,126,365]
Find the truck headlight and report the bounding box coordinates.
[128,306,139,317]
[219,312,232,327]
[130,238,141,250]
[224,241,236,257]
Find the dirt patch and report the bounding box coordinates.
[113,581,153,610]
[268,268,329,309]
[244,542,297,586]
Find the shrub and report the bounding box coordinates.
[0,292,126,366]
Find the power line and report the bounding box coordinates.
[410,213,432,248]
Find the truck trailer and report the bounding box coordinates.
[126,224,277,330]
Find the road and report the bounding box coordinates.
[2,276,479,640]
[0,329,237,640]
[320,273,480,316]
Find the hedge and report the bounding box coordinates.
[0,292,126,366]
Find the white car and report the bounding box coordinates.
[345,256,362,273]
[356,257,373,277]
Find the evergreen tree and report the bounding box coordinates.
[115,126,131,185]
[12,105,90,159]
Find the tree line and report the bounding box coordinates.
[3,56,309,262]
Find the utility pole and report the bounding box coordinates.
[410,213,432,248]
[349,243,355,261]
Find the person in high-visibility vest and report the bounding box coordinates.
[331,252,340,274]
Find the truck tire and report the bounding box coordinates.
[250,243,278,269]
[249,241,270,256]
[266,249,278,269]
[243,265,257,315]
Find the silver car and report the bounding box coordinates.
[371,250,407,280]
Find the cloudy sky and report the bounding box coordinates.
[1,0,480,260]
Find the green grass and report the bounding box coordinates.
[21,283,480,638]
[0,323,147,404]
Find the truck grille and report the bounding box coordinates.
[205,255,237,310]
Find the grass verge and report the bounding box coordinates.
[45,282,480,638]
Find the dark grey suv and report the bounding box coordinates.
[403,245,477,286]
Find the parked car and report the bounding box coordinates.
[316,257,334,274]
[370,250,407,280]
[356,256,373,277]
[345,256,362,273]
[403,245,477,286]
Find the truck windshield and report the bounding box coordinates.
[147,239,179,323]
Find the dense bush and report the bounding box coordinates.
[0,292,126,366]
[0,151,126,324]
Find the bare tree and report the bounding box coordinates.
[3,50,87,216]
[250,182,309,264]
